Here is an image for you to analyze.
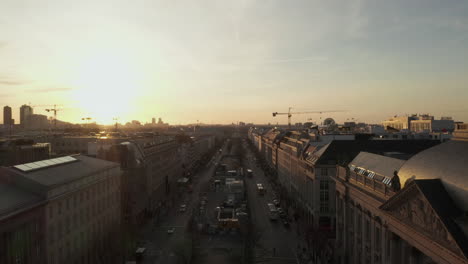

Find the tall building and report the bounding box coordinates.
[20,105,33,128]
[3,105,12,125]
[0,154,122,263]
[333,131,468,264]
[0,183,45,264]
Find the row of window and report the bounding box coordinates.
[48,218,116,264]
[49,178,119,219]
[49,194,119,244]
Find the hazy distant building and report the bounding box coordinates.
[0,139,51,166]
[410,116,455,133]
[152,117,156,124]
[26,114,49,130]
[383,114,455,133]
[382,116,412,130]
[3,105,12,125]
[20,105,33,128]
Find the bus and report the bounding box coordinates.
[267,203,278,221]
[256,183,265,195]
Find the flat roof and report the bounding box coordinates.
[6,155,119,187]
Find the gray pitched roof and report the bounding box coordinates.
[350,152,406,179]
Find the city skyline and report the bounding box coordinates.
[1,0,468,125]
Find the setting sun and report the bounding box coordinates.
[69,51,144,124]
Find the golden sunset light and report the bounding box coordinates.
[1,2,468,263]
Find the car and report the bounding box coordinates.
[282,219,290,228]
[167,227,175,234]
[277,208,287,218]
[273,199,280,207]
[179,204,187,212]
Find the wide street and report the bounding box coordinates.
[242,140,302,264]
[135,135,306,264]
[137,143,226,264]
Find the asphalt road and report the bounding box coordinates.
[136,137,304,264]
[138,143,226,264]
[242,140,301,264]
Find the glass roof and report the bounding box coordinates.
[13,156,78,173]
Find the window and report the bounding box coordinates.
[320,180,329,190]
[58,202,62,215]
[49,206,54,219]
[321,168,327,176]
[365,219,371,241]
[375,227,381,251]
[58,222,63,236]
[66,217,70,232]
[49,226,55,243]
[320,204,329,213]
[320,191,329,202]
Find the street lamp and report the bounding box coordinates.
[113,117,119,131]
[81,117,93,129]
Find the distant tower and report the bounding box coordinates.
[3,105,12,125]
[20,105,33,128]
[158,118,163,124]
[152,117,156,124]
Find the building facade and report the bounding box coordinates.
[0,139,51,166]
[3,105,12,126]
[0,183,45,264]
[140,139,181,217]
[0,155,122,264]
[19,105,33,129]
[333,135,468,264]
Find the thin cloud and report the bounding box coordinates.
[257,57,329,65]
[0,80,26,85]
[0,93,12,97]
[27,87,74,93]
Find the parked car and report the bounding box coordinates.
[179,204,187,212]
[273,199,280,207]
[277,208,287,219]
[167,227,175,234]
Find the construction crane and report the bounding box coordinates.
[30,104,63,129]
[45,105,62,129]
[272,107,345,128]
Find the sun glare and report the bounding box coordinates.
[70,51,143,124]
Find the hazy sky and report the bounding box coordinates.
[1,0,468,125]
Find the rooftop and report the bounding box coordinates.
[350,152,406,178]
[399,139,468,211]
[5,155,119,187]
[0,182,42,218]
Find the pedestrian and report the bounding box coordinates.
[272,247,276,257]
